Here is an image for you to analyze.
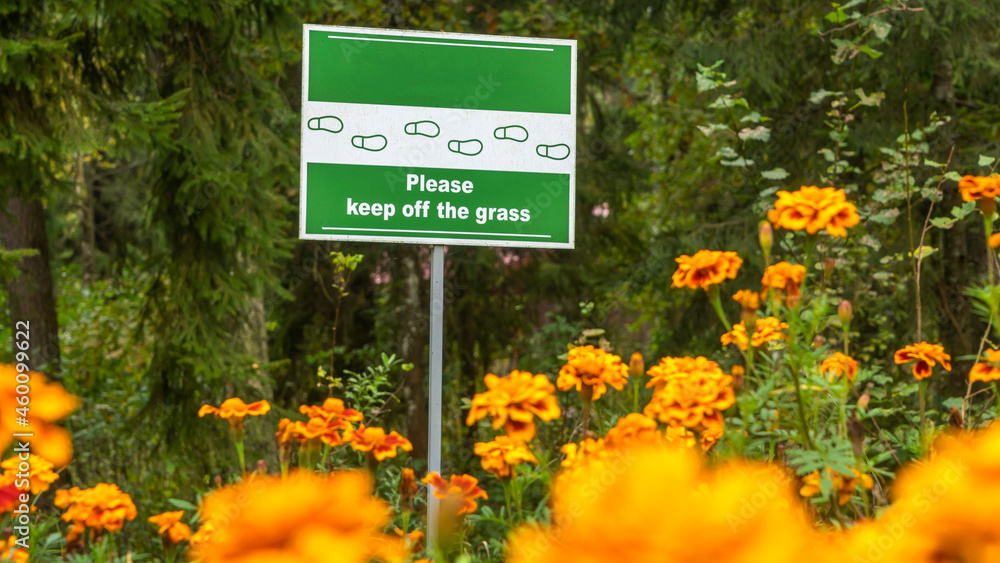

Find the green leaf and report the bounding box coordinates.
[911,246,938,259]
[858,45,883,59]
[870,20,892,41]
[854,88,885,107]
[761,167,789,181]
[923,158,943,167]
[740,111,766,123]
[979,154,996,167]
[715,146,739,159]
[944,171,963,182]
[871,208,900,224]
[952,201,976,219]
[168,498,199,511]
[721,157,753,167]
[696,123,728,137]
[809,89,839,104]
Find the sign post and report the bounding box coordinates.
[299,24,576,549]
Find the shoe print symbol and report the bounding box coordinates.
[307,116,344,134]
[536,143,570,160]
[447,139,483,156]
[352,134,388,152]
[404,120,440,138]
[494,125,528,142]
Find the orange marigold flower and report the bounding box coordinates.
[509,445,813,563]
[820,352,859,382]
[393,528,425,553]
[298,398,363,423]
[473,436,538,478]
[421,473,488,515]
[1,535,27,563]
[894,342,951,380]
[720,317,790,351]
[969,348,1000,383]
[602,413,662,449]
[287,416,354,447]
[191,470,404,563]
[54,483,137,539]
[645,356,722,393]
[0,454,59,495]
[346,425,413,461]
[149,510,193,544]
[467,370,561,442]
[671,250,743,290]
[732,289,760,311]
[958,175,1000,202]
[198,397,271,419]
[767,185,860,237]
[990,233,1000,249]
[0,366,79,467]
[400,468,418,509]
[761,262,806,305]
[799,467,873,506]
[557,346,629,403]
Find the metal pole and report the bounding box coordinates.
[427,245,445,548]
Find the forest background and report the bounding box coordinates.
[2,0,1000,552]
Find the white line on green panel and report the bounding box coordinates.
[326,35,554,52]
[321,227,552,238]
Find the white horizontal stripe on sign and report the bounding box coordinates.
[327,35,554,52]
[301,102,575,175]
[322,227,552,238]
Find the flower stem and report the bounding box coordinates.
[789,362,814,449]
[707,285,732,330]
[234,439,246,475]
[918,379,927,440]
[984,211,995,287]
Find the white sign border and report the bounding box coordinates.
[299,24,577,250]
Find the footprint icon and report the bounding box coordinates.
[447,139,483,156]
[404,120,440,138]
[536,143,570,160]
[352,134,387,152]
[307,116,344,134]
[494,125,528,142]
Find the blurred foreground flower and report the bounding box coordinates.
[508,444,811,563]
[466,370,561,442]
[191,470,403,563]
[0,365,80,467]
[1,536,27,563]
[0,454,59,495]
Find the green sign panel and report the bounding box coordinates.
[300,25,577,248]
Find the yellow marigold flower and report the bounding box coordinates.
[298,398,363,423]
[671,250,743,290]
[473,436,538,478]
[894,342,951,380]
[0,365,79,467]
[732,289,760,311]
[421,473,488,515]
[557,345,629,402]
[990,233,1000,249]
[1,536,27,563]
[721,317,790,351]
[346,425,413,461]
[54,483,137,539]
[148,510,192,544]
[191,470,404,563]
[509,445,813,563]
[958,175,1000,202]
[820,352,859,382]
[645,356,722,393]
[286,416,354,447]
[799,468,873,506]
[761,262,806,305]
[0,454,59,495]
[466,370,561,442]
[767,185,860,237]
[969,348,1000,383]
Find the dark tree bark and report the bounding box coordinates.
[398,248,428,460]
[1,194,60,373]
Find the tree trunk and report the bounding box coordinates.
[399,249,428,460]
[0,194,60,374]
[75,152,96,279]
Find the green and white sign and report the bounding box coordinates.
[299,25,577,248]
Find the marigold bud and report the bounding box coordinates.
[731,365,745,392]
[400,468,417,512]
[629,352,644,380]
[824,258,836,274]
[256,459,268,474]
[838,300,853,325]
[857,393,870,410]
[812,335,825,349]
[759,221,774,258]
